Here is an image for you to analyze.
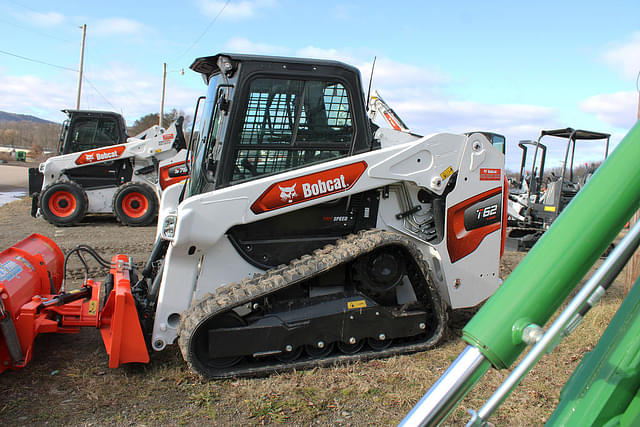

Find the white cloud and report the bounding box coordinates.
[360,57,449,88]
[215,39,565,170]
[580,91,638,129]
[91,18,147,37]
[0,63,200,126]
[0,72,74,122]
[391,97,561,171]
[224,37,289,55]
[602,32,640,80]
[199,0,277,20]
[79,63,201,122]
[295,46,353,62]
[24,11,65,27]
[292,48,448,91]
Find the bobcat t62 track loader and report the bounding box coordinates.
[28,110,188,226]
[0,54,506,379]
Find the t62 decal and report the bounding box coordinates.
[251,162,367,214]
[447,187,503,263]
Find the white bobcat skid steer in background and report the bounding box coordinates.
[31,117,187,226]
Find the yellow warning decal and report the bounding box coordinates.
[544,206,556,212]
[347,300,367,309]
[88,300,97,315]
[440,166,454,180]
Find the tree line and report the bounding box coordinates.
[0,121,60,151]
[0,109,190,154]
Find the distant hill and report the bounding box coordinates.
[0,111,56,124]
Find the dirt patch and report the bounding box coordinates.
[0,197,626,425]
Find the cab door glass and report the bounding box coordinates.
[189,86,226,196]
[67,117,120,153]
[231,78,353,183]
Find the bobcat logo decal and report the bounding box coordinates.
[279,184,297,203]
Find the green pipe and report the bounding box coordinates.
[463,121,640,369]
[546,276,640,425]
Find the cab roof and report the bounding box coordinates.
[190,53,361,83]
[540,128,610,140]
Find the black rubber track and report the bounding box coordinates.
[178,229,448,379]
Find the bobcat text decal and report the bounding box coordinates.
[251,161,367,214]
[75,145,126,165]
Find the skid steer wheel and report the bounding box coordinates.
[112,183,158,226]
[39,181,88,226]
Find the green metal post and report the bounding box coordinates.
[463,122,640,369]
[547,276,640,425]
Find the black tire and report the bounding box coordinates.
[112,182,158,226]
[39,181,88,226]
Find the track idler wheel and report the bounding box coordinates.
[337,338,365,355]
[39,181,88,226]
[112,182,158,226]
[367,336,392,351]
[275,346,304,362]
[305,341,334,358]
[187,312,247,371]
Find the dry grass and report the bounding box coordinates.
[0,214,627,426]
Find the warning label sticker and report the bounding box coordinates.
[88,300,98,315]
[347,300,367,309]
[440,166,454,180]
[480,168,501,181]
[0,260,23,282]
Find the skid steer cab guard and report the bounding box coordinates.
[0,234,148,373]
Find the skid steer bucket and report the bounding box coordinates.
[99,254,149,368]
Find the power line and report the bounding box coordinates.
[0,17,72,43]
[171,0,231,64]
[0,48,118,112]
[6,0,41,14]
[0,49,77,72]
[83,77,119,112]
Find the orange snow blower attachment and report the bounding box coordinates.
[0,234,148,373]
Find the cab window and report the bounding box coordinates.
[231,78,353,183]
[67,117,120,153]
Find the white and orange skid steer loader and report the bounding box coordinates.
[29,111,188,226]
[2,54,506,379]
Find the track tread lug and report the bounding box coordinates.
[177,229,448,379]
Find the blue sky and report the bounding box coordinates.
[0,0,638,170]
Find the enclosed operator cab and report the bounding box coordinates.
[186,54,378,267]
[58,110,128,155]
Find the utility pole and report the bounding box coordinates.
[160,62,167,127]
[76,24,87,110]
[624,72,640,294]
